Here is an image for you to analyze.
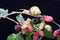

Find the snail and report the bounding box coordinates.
[19,6,41,17]
[29,6,41,16]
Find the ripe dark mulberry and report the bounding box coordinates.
[14,24,21,31]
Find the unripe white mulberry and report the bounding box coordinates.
[45,25,52,31]
[39,22,45,30]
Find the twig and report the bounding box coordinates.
[52,21,60,28]
[5,17,19,24]
[0,11,42,25]
[5,11,24,17]
[5,11,42,17]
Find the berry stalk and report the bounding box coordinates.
[39,37,42,40]
[52,21,60,28]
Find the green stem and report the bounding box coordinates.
[29,32,33,38]
[39,37,42,40]
[34,25,38,30]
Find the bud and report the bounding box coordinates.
[39,22,45,30]
[14,24,21,31]
[43,16,53,22]
[53,29,60,37]
[38,30,44,37]
[45,25,52,31]
[26,25,33,32]
[30,6,41,16]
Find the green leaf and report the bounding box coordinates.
[25,31,33,35]
[57,36,60,40]
[15,32,24,40]
[0,8,8,17]
[44,29,53,38]
[30,21,38,31]
[16,14,24,25]
[25,31,32,35]
[30,20,34,27]
[26,36,32,40]
[0,14,3,17]
[7,33,16,40]
[33,25,38,31]
[31,18,35,21]
[25,31,33,40]
[35,24,40,28]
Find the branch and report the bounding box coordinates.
[5,11,24,17]
[5,17,19,24]
[0,10,42,25]
[5,11,42,17]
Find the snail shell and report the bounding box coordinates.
[29,6,41,16]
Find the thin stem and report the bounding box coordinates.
[5,11,24,17]
[5,17,19,24]
[19,9,25,10]
[52,21,60,28]
[39,37,42,40]
[34,25,38,30]
[28,32,33,38]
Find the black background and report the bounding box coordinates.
[0,0,60,40]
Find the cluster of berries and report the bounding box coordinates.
[43,16,60,37]
[0,6,59,40]
[14,18,33,32]
[33,30,44,40]
[14,15,59,40]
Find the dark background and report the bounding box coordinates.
[0,0,60,40]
